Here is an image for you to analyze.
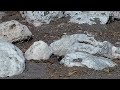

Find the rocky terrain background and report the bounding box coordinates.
[1,11,120,79]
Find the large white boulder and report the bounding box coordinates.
[0,41,25,77]
[60,52,116,70]
[20,11,64,27]
[25,40,53,60]
[0,20,32,43]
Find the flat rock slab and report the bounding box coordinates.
[60,52,116,70]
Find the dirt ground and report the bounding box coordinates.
[1,11,120,79]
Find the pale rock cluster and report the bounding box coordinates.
[50,34,120,70]
[1,11,120,77]
[20,11,120,26]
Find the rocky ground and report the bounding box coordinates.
[1,11,120,79]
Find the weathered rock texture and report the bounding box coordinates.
[50,33,120,70]
[20,11,64,27]
[60,52,116,70]
[20,11,120,26]
[25,40,53,60]
[65,11,120,25]
[65,11,111,25]
[0,41,25,77]
[0,20,32,43]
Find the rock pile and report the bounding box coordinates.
[1,11,120,77]
[50,34,120,70]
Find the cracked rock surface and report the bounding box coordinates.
[50,34,120,70]
[60,52,116,70]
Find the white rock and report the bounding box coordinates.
[60,52,116,70]
[0,41,25,77]
[97,41,113,59]
[65,11,120,25]
[20,11,64,27]
[50,34,120,59]
[51,33,120,70]
[65,11,111,25]
[50,34,102,56]
[66,42,101,55]
[25,40,53,60]
[0,20,32,43]
[111,46,120,59]
[20,11,120,26]
[50,34,77,56]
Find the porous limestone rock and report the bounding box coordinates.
[20,11,64,27]
[0,20,32,43]
[60,52,116,70]
[0,41,25,77]
[25,40,53,60]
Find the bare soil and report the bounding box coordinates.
[1,11,120,79]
